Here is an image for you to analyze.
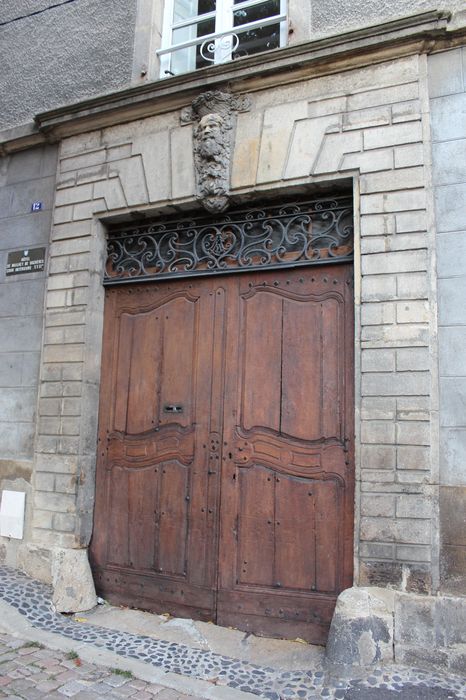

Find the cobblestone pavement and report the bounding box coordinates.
[0,566,465,699]
[0,632,202,699]
[0,632,464,700]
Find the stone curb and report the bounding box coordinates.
[0,599,259,700]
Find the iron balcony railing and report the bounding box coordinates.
[157,13,287,67]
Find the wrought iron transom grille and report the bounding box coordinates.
[104,196,353,285]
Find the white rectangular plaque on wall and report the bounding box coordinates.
[0,490,26,539]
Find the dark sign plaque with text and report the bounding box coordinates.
[6,248,46,276]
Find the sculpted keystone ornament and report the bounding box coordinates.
[183,91,250,214]
[194,112,230,213]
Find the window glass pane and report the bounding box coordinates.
[171,17,215,73]
[233,0,280,26]
[172,17,214,44]
[234,22,280,58]
[232,1,281,58]
[173,0,215,23]
[170,45,213,72]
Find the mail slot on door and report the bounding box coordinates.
[163,404,183,414]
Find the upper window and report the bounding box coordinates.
[158,0,287,77]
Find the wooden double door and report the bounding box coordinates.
[90,264,354,644]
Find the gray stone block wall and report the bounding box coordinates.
[395,592,466,673]
[0,144,57,566]
[0,0,137,131]
[429,48,466,595]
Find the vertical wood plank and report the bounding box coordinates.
[237,466,275,586]
[113,313,134,433]
[128,468,158,571]
[158,462,189,576]
[275,475,316,590]
[126,311,162,434]
[281,298,321,440]
[107,467,129,566]
[315,480,339,592]
[321,298,341,440]
[241,291,282,432]
[159,296,196,429]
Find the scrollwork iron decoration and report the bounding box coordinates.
[200,34,240,64]
[104,197,354,285]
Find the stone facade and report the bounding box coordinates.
[0,145,57,574]
[29,53,438,595]
[429,47,466,596]
[0,2,465,674]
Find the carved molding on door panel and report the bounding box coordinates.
[240,287,345,303]
[114,289,200,316]
[233,427,322,474]
[106,425,195,468]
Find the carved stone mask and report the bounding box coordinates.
[181,90,250,215]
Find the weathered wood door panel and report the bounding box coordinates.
[90,265,354,643]
[91,279,225,620]
[217,266,354,643]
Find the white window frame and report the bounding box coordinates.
[158,0,288,77]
